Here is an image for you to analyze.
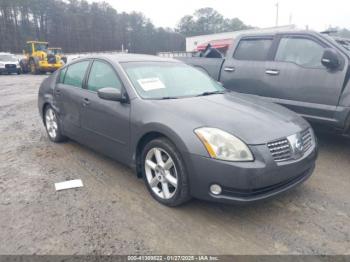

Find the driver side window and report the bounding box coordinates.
[87,60,122,92]
[275,37,325,68]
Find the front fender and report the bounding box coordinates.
[132,122,191,158]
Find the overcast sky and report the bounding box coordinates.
[95,0,349,31]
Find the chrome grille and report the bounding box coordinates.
[301,129,312,153]
[267,128,313,162]
[5,64,16,69]
[267,138,292,162]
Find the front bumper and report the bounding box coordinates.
[0,67,20,74]
[38,61,62,72]
[183,143,317,204]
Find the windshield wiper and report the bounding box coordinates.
[196,90,225,97]
[157,96,179,100]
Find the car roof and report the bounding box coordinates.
[73,53,180,63]
[238,30,321,38]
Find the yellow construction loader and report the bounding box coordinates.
[20,41,63,74]
[48,47,67,64]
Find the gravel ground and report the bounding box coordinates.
[0,74,349,255]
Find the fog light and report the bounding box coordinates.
[210,184,222,195]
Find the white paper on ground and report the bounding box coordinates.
[55,179,83,191]
[137,77,166,91]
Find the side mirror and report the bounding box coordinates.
[97,87,127,103]
[321,48,340,70]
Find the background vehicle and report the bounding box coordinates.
[20,41,63,74]
[178,30,350,136]
[0,52,21,75]
[38,54,317,206]
[48,47,67,64]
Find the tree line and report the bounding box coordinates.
[0,0,256,54]
[0,0,186,54]
[0,0,255,54]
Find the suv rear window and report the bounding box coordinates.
[234,38,273,61]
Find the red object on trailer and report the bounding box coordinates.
[196,38,233,51]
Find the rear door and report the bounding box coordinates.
[54,60,91,135]
[80,59,131,164]
[220,36,275,95]
[261,34,347,124]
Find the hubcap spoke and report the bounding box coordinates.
[154,148,163,165]
[163,158,174,170]
[162,182,171,199]
[146,160,157,170]
[165,171,177,187]
[49,110,54,119]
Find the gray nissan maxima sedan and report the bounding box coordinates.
[38,54,318,206]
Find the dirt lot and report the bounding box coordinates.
[0,74,349,255]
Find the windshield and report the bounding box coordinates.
[0,54,17,62]
[122,62,225,99]
[335,39,350,51]
[323,34,350,53]
[35,44,48,51]
[50,49,62,55]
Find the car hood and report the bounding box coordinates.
[0,60,18,64]
[150,92,309,145]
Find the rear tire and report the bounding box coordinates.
[141,138,191,207]
[44,106,66,143]
[20,60,28,74]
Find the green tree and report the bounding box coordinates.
[177,7,252,37]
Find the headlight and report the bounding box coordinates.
[0,63,4,68]
[194,127,254,162]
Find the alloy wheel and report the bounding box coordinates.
[45,108,58,139]
[144,147,178,199]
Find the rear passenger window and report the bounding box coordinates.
[63,61,90,88]
[58,67,67,83]
[87,60,122,92]
[234,38,273,61]
[275,37,324,68]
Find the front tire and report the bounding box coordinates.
[141,138,191,207]
[29,59,38,75]
[44,106,66,143]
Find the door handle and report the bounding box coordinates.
[265,69,280,75]
[82,98,90,106]
[224,67,235,72]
